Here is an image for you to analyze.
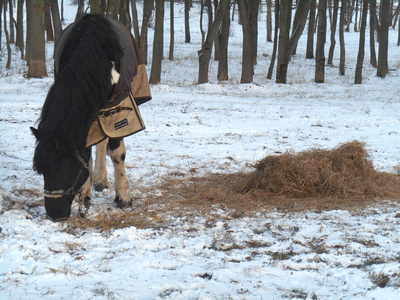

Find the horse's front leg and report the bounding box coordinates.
[93,138,110,191]
[108,138,132,208]
[80,149,93,210]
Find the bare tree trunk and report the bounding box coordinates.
[49,0,62,47]
[198,0,229,84]
[238,0,253,83]
[44,1,54,41]
[106,0,120,20]
[118,0,129,26]
[61,0,64,21]
[327,0,339,65]
[0,0,3,49]
[185,0,190,43]
[354,0,368,84]
[291,0,302,55]
[206,0,212,33]
[276,1,291,83]
[392,5,400,29]
[27,0,48,78]
[90,0,103,14]
[377,0,390,77]
[398,15,400,46]
[149,0,164,84]
[200,0,205,45]
[339,0,346,75]
[16,0,24,59]
[354,0,359,32]
[266,0,272,42]
[306,0,316,58]
[315,0,327,83]
[249,0,259,65]
[169,0,174,60]
[214,0,219,61]
[3,0,12,69]
[369,0,377,67]
[75,0,85,21]
[131,0,140,40]
[277,0,311,83]
[8,0,14,43]
[267,0,279,79]
[346,0,355,32]
[217,0,230,81]
[140,0,154,64]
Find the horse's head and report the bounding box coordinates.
[31,127,89,220]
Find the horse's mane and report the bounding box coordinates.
[33,14,124,175]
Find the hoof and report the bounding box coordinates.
[83,196,91,210]
[114,197,133,209]
[94,183,108,192]
[79,196,91,218]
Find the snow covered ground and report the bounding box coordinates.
[1,2,400,299]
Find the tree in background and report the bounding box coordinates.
[131,0,140,40]
[238,0,253,83]
[90,0,103,14]
[49,0,62,51]
[217,0,230,81]
[276,0,311,84]
[139,0,154,64]
[377,0,391,78]
[149,0,164,84]
[106,0,120,20]
[354,0,369,84]
[198,0,229,84]
[266,0,272,42]
[369,0,377,67]
[185,0,190,43]
[327,0,339,65]
[339,0,347,75]
[16,0,24,59]
[169,0,174,60]
[267,0,279,80]
[26,0,47,78]
[315,0,327,83]
[75,0,84,21]
[3,0,12,69]
[306,0,316,59]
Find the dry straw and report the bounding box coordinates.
[242,141,400,200]
[159,141,400,213]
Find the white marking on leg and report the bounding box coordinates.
[93,139,109,191]
[109,140,131,204]
[111,61,120,85]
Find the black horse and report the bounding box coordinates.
[31,14,150,220]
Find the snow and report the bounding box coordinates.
[1,2,400,299]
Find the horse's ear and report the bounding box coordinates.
[50,131,67,155]
[30,127,40,139]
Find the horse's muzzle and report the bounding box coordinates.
[45,196,74,221]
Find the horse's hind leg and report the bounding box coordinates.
[93,138,110,191]
[108,138,132,208]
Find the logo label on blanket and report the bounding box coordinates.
[114,119,129,131]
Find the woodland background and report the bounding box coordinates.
[1,0,399,84]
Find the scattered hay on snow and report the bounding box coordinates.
[159,141,400,214]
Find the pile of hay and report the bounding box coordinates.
[242,141,400,200]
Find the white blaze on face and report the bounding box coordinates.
[111,61,120,85]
